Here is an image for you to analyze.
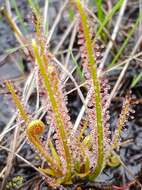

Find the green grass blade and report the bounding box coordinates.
[131,72,142,88]
[109,13,142,68]
[68,7,75,21]
[5,44,29,54]
[95,0,124,38]
[11,0,28,34]
[27,0,40,14]
[94,0,104,22]
[70,50,84,81]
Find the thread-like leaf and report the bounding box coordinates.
[112,95,132,150]
[5,81,29,124]
[27,120,62,175]
[32,39,72,179]
[75,0,104,180]
[48,139,62,168]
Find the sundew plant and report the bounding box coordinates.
[1,0,137,189]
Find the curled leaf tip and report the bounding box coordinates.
[27,120,45,136]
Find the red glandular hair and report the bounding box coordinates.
[77,18,111,167]
[37,51,83,174]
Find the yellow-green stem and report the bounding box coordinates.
[75,0,104,180]
[32,39,72,179]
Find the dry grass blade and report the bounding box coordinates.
[65,22,78,67]
[46,0,69,45]
[1,123,21,190]
[99,0,128,73]
[105,51,142,74]
[108,32,142,105]
[54,18,77,54]
[0,145,46,178]
[112,150,142,189]
[43,0,49,35]
[53,57,86,105]
[0,114,17,142]
[61,21,78,81]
